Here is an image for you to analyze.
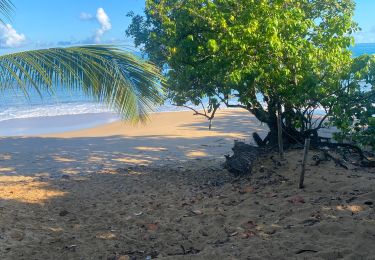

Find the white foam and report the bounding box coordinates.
[0,101,206,122]
[0,99,327,123]
[0,102,111,122]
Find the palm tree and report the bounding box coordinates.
[0,0,164,121]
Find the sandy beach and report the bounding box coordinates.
[0,109,374,259]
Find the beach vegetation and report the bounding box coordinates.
[330,54,375,150]
[127,0,374,150]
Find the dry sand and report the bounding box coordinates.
[0,109,374,259]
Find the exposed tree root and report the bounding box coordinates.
[224,141,261,176]
[253,131,374,168]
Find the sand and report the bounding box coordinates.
[0,109,374,259]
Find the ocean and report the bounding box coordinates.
[0,43,373,135]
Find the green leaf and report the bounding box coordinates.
[0,45,164,122]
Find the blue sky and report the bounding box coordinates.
[0,0,146,53]
[0,0,374,54]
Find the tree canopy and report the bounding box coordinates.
[127,0,374,150]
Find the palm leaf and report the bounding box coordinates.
[0,45,165,121]
[0,0,13,24]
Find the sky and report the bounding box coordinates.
[0,0,146,53]
[0,0,374,54]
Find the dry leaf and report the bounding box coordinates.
[288,195,305,204]
[242,220,257,229]
[9,231,24,241]
[239,186,254,194]
[146,223,159,231]
[241,230,257,239]
[265,192,278,198]
[117,256,130,260]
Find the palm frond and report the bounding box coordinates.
[0,0,14,24]
[0,45,165,121]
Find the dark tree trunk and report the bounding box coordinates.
[251,100,322,148]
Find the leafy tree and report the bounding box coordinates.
[127,0,362,144]
[330,55,375,150]
[0,0,163,122]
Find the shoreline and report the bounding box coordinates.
[0,112,119,137]
[0,107,245,137]
[42,108,259,139]
[0,109,262,173]
[0,107,334,141]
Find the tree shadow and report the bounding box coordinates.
[0,109,269,258]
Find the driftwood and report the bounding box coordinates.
[224,141,260,176]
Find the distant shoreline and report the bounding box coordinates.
[0,105,332,137]
[0,108,245,137]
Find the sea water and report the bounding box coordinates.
[0,44,373,136]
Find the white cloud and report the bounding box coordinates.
[94,8,111,43]
[80,8,112,44]
[79,12,94,21]
[354,31,375,43]
[0,24,26,48]
[354,26,375,43]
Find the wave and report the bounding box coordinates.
[0,101,208,122]
[0,102,112,122]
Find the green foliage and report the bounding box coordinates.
[127,0,359,135]
[330,55,375,150]
[0,1,164,122]
[0,46,164,121]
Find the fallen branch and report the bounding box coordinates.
[324,151,348,170]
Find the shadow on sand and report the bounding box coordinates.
[0,111,268,259]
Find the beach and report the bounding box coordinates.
[0,109,374,259]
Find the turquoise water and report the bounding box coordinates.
[350,43,375,57]
[0,44,373,135]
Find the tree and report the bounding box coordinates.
[127,0,361,144]
[0,0,164,121]
[330,55,375,151]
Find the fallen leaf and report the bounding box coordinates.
[9,231,24,241]
[239,186,254,194]
[288,195,305,204]
[117,256,130,260]
[265,192,278,198]
[241,230,257,239]
[242,220,257,229]
[146,223,159,231]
